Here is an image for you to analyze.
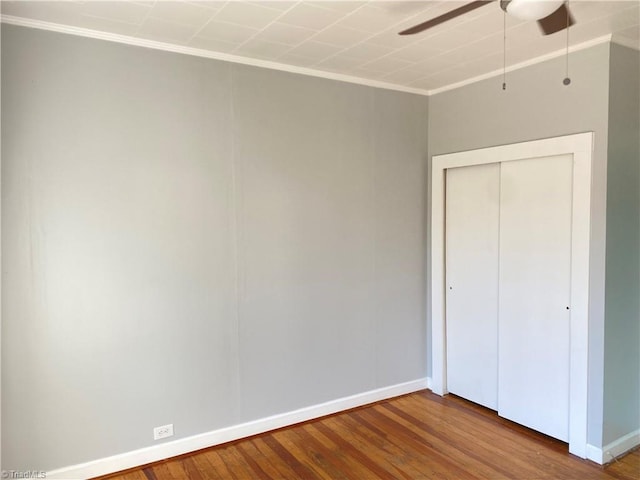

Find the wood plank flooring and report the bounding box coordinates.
[95,390,639,480]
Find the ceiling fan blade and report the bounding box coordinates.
[399,0,494,36]
[537,3,574,35]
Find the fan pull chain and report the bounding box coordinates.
[563,0,571,85]
[502,10,507,90]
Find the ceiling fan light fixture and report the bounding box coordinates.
[500,0,564,21]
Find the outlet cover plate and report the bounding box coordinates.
[153,423,174,441]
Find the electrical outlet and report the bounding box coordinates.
[153,423,174,441]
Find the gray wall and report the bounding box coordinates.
[428,43,612,448]
[1,24,428,471]
[603,43,640,446]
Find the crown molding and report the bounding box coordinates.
[427,34,614,95]
[0,15,431,97]
[1,15,630,98]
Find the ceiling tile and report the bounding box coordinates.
[359,55,413,73]
[460,52,504,76]
[148,2,214,28]
[379,67,433,85]
[379,57,455,82]
[443,33,504,65]
[186,1,227,11]
[456,10,509,36]
[252,22,317,45]
[136,17,196,44]
[340,41,395,61]
[278,3,346,30]
[81,1,151,24]
[369,1,435,19]
[308,2,365,14]
[568,3,640,45]
[504,20,550,50]
[234,39,293,59]
[245,2,298,11]
[504,20,567,55]
[213,2,285,29]
[336,5,395,33]
[571,1,636,23]
[365,29,426,49]
[287,40,343,59]
[277,52,319,67]
[449,1,497,18]
[505,35,563,64]
[314,54,364,70]
[419,25,487,52]
[442,64,495,85]
[80,14,141,36]
[1,1,82,24]
[311,25,372,46]
[394,1,488,35]
[391,56,461,78]
[410,68,461,89]
[188,35,238,53]
[393,39,448,62]
[198,20,260,44]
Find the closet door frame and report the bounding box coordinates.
[430,132,593,458]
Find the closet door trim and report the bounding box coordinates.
[430,132,593,459]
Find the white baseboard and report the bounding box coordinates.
[586,443,604,464]
[586,429,640,464]
[426,376,433,390]
[46,378,428,479]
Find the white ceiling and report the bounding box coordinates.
[2,0,639,93]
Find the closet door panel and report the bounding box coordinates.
[445,163,500,410]
[498,154,573,442]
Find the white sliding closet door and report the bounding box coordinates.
[445,163,500,410]
[433,133,592,456]
[497,154,573,442]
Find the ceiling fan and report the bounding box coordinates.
[399,0,575,36]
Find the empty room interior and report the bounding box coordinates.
[1,0,639,478]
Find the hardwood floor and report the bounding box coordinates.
[95,390,639,480]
